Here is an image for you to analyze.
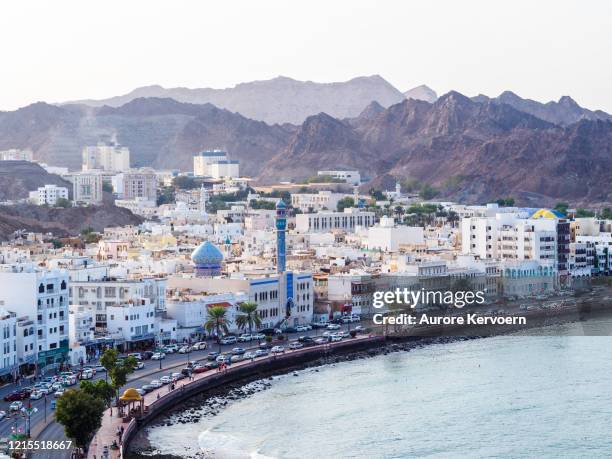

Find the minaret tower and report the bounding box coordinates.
[275,199,287,273]
[199,184,209,217]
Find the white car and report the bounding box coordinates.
[289,342,303,350]
[329,334,342,342]
[149,380,163,388]
[164,344,179,353]
[54,389,65,398]
[271,346,285,354]
[80,369,94,379]
[159,376,172,384]
[243,351,257,359]
[0,410,6,420]
[327,324,341,330]
[151,352,166,360]
[238,334,252,342]
[9,401,23,411]
[135,361,145,370]
[193,342,207,350]
[220,336,237,345]
[252,333,266,340]
[295,325,308,332]
[29,390,44,400]
[178,346,192,354]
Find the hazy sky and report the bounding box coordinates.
[1,0,611,111]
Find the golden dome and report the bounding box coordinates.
[119,388,142,402]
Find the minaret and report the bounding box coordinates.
[395,182,401,196]
[275,199,287,273]
[199,184,208,217]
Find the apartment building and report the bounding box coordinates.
[29,184,69,206]
[82,144,130,172]
[317,170,361,185]
[291,191,344,213]
[71,172,104,204]
[295,208,376,233]
[0,309,17,377]
[112,168,157,201]
[0,149,33,162]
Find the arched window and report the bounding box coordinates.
[60,280,67,290]
[38,283,44,293]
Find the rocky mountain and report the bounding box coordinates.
[404,85,438,103]
[0,98,295,174]
[0,203,143,240]
[63,76,406,125]
[473,91,612,126]
[0,161,73,201]
[262,92,612,205]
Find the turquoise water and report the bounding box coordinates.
[146,319,612,458]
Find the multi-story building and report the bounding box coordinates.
[291,191,344,213]
[113,168,157,201]
[193,150,240,178]
[367,216,425,251]
[68,304,95,346]
[295,208,376,233]
[0,268,70,371]
[0,149,34,162]
[29,184,69,206]
[16,317,36,374]
[0,309,17,378]
[71,172,104,205]
[317,170,361,185]
[82,144,130,172]
[106,300,156,349]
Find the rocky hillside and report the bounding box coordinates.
[63,75,406,125]
[404,85,438,103]
[0,161,73,201]
[0,203,143,239]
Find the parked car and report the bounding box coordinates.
[128,352,143,360]
[341,316,352,324]
[216,354,229,363]
[231,347,246,355]
[0,410,6,420]
[4,391,27,402]
[181,368,193,377]
[289,342,303,350]
[136,389,146,396]
[178,346,192,354]
[295,325,308,332]
[95,365,106,373]
[9,401,23,411]
[271,346,285,354]
[192,341,207,350]
[83,366,97,375]
[29,390,44,400]
[329,334,342,342]
[314,337,327,345]
[135,361,145,370]
[298,336,314,343]
[142,351,154,360]
[140,384,155,393]
[171,372,184,380]
[149,380,163,388]
[51,382,63,391]
[160,376,172,385]
[251,333,266,340]
[219,336,237,345]
[79,369,94,379]
[259,342,272,349]
[254,349,269,357]
[151,352,166,360]
[193,364,207,373]
[207,352,220,361]
[204,361,219,370]
[326,324,341,330]
[243,351,256,360]
[54,389,65,398]
[238,334,252,342]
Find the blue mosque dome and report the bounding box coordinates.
[276,199,286,209]
[191,241,223,276]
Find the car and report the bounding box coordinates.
[207,352,220,361]
[149,380,163,388]
[339,330,350,338]
[0,410,6,420]
[34,383,51,395]
[95,365,106,373]
[140,384,155,393]
[259,342,272,349]
[295,325,308,332]
[128,353,143,360]
[271,346,285,354]
[219,336,237,345]
[83,366,97,375]
[135,361,145,370]
[60,371,75,378]
[341,317,352,324]
[216,354,228,363]
[193,364,207,373]
[142,351,154,360]
[314,337,327,345]
[4,391,26,402]
[251,333,266,340]
[351,315,360,323]
[54,389,65,398]
[159,376,172,384]
[52,382,63,391]
[254,349,269,357]
[79,369,94,379]
[329,334,342,342]
[231,347,246,355]
[205,361,219,370]
[282,327,297,334]
[192,341,207,350]
[171,372,184,380]
[327,324,341,330]
[238,334,252,342]
[9,401,23,411]
[322,331,331,337]
[243,351,257,360]
[298,336,314,343]
[303,324,313,331]
[289,342,303,350]
[136,389,146,396]
[178,346,192,354]
[354,325,365,333]
[164,344,179,353]
[29,390,44,400]
[151,352,166,360]
[62,376,77,386]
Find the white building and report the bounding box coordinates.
[193,150,239,178]
[0,309,17,378]
[70,172,104,205]
[82,144,130,172]
[317,170,361,185]
[0,268,70,371]
[29,184,69,206]
[106,301,156,347]
[291,191,345,213]
[112,167,157,200]
[68,304,95,346]
[0,149,33,162]
[367,216,424,251]
[16,317,37,373]
[295,208,376,233]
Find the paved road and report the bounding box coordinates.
[17,326,351,458]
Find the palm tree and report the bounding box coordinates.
[235,302,262,337]
[204,306,232,351]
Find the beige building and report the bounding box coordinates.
[82,144,130,172]
[71,172,104,205]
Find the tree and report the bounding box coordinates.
[601,208,612,220]
[56,389,106,449]
[554,202,569,215]
[55,197,72,208]
[235,302,262,336]
[419,184,439,200]
[204,306,232,351]
[80,379,115,408]
[102,182,114,193]
[576,208,595,218]
[495,197,515,207]
[368,188,385,201]
[337,197,355,212]
[172,176,198,190]
[100,349,137,404]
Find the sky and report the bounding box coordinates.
[0,0,611,112]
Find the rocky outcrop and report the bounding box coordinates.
[0,161,73,201]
